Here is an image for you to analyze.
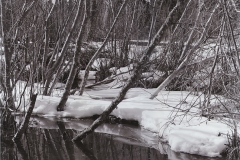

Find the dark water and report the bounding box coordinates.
[1,116,225,160]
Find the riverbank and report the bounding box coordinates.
[15,87,231,157]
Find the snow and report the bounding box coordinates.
[168,124,227,157]
[91,58,111,70]
[79,70,96,80]
[16,87,232,157]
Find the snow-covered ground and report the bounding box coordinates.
[17,87,232,157]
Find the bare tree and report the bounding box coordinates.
[1,0,36,110]
[78,0,127,95]
[57,0,90,111]
[150,0,219,99]
[42,0,83,95]
[73,0,180,141]
[13,94,37,141]
[1,0,15,110]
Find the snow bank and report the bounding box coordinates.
[17,88,231,157]
[142,111,229,157]
[168,125,227,157]
[20,95,109,118]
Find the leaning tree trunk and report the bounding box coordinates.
[78,0,127,95]
[43,0,84,95]
[73,1,180,141]
[12,94,37,141]
[149,2,219,99]
[223,0,240,78]
[57,0,90,111]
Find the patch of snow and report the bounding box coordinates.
[92,58,111,70]
[79,70,96,80]
[52,82,65,89]
[17,87,232,157]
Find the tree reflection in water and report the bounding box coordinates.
[1,110,16,160]
[1,118,165,160]
[1,117,225,160]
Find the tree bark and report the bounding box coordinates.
[12,94,38,141]
[150,2,219,99]
[57,0,89,111]
[178,0,203,61]
[1,0,15,110]
[223,0,240,78]
[43,0,84,95]
[86,0,97,41]
[148,0,158,45]
[78,0,127,95]
[73,1,180,141]
[42,3,56,84]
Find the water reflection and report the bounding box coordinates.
[1,110,17,160]
[1,116,225,160]
[74,139,97,160]
[57,121,76,160]
[14,140,28,160]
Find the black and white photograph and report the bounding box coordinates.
[1,0,239,159]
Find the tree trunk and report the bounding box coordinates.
[43,0,84,95]
[12,94,38,141]
[57,0,89,111]
[148,0,158,44]
[73,1,180,141]
[121,0,138,66]
[87,0,97,41]
[42,3,56,84]
[223,0,240,78]
[1,0,15,110]
[178,0,203,61]
[78,0,127,95]
[150,2,219,99]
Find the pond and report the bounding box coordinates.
[1,115,226,160]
